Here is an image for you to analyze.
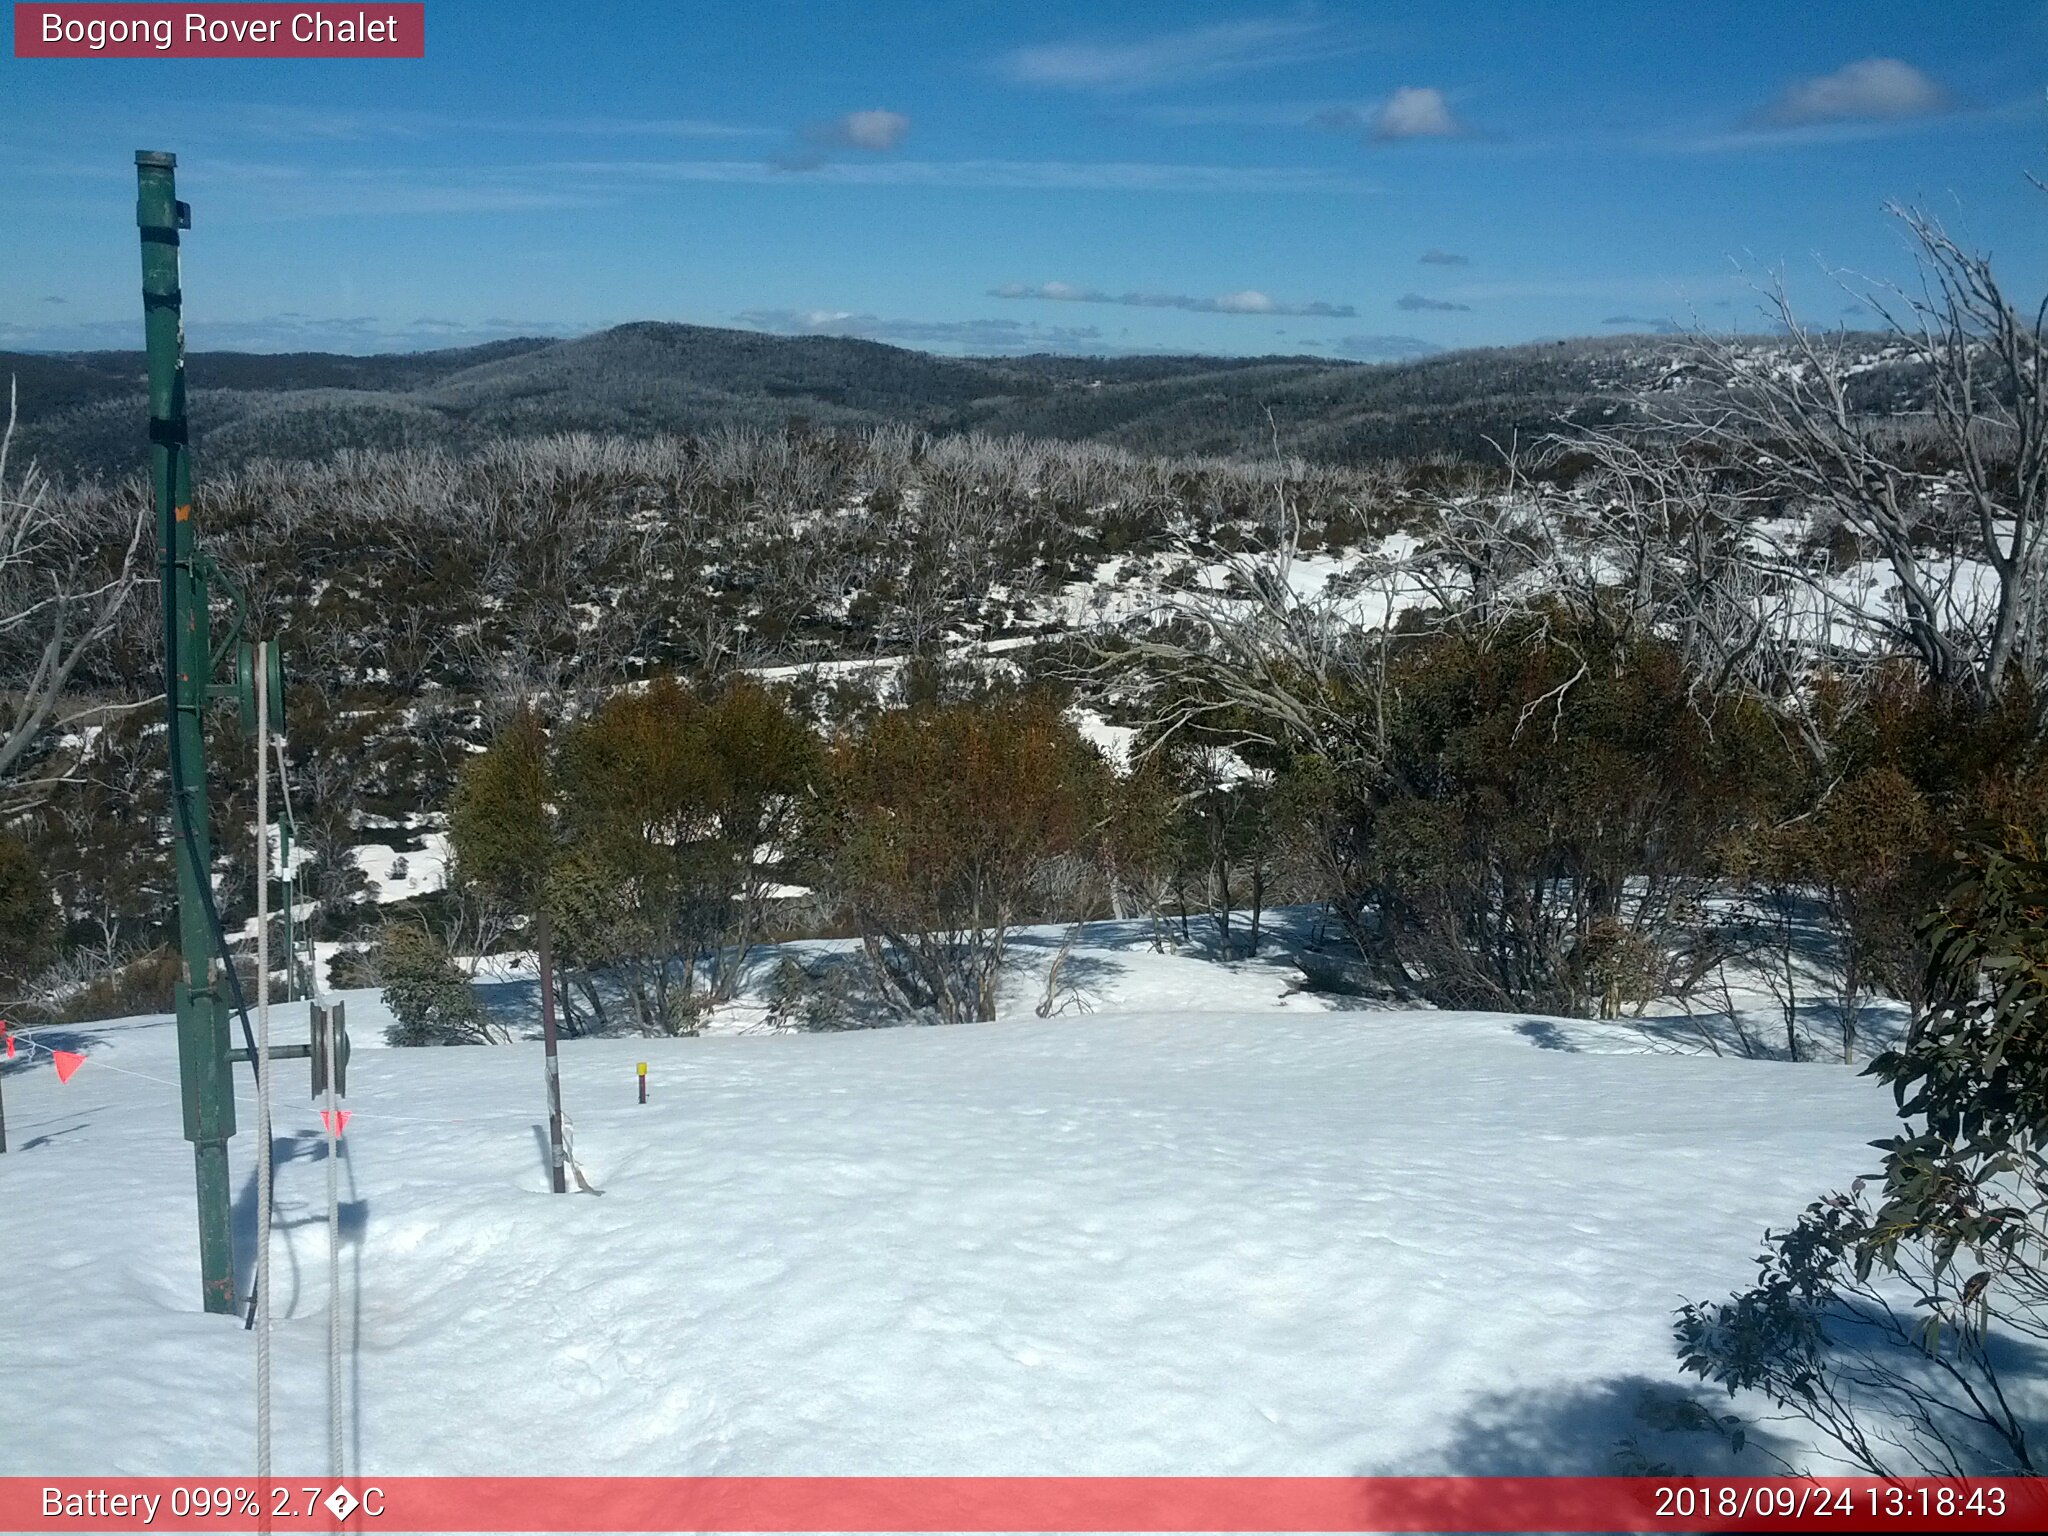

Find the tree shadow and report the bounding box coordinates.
[13,1121,88,1150]
[1423,1373,1801,1476]
[1514,1019,1580,1052]
[1045,952,1124,991]
[1,1024,111,1079]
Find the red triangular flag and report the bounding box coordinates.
[52,1050,85,1084]
[3,1031,15,1060]
[321,1109,351,1137]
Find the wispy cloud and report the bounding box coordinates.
[1322,333,1443,361]
[211,165,609,219]
[1649,57,1964,153]
[1429,275,1742,303]
[1418,249,1469,266]
[733,307,1107,354]
[0,313,587,353]
[1117,101,1338,129]
[567,157,1377,194]
[29,154,1377,220]
[1600,313,1684,335]
[991,282,1355,317]
[196,102,771,142]
[1396,292,1470,312]
[1750,57,1951,127]
[1001,16,1333,92]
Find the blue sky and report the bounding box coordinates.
[2,1,2044,357]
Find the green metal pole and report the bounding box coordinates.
[138,150,237,1315]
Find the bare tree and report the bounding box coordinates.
[1615,205,2045,723]
[0,380,151,813]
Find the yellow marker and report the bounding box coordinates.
[174,503,191,522]
[636,1060,648,1104]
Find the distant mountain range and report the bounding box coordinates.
[1,321,1909,479]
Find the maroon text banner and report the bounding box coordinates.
[1,1477,2043,1533]
[13,4,424,57]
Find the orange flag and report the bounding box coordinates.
[52,1050,85,1084]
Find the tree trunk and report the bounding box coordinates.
[1213,858,1232,954]
[576,973,610,1032]
[1249,862,1265,956]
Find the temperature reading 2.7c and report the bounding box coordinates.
[153,1484,387,1520]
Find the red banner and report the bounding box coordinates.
[12,4,424,58]
[1,1477,2042,1532]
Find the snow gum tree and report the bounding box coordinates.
[550,676,818,1031]
[1348,608,1793,1014]
[826,693,1111,1023]
[447,705,559,1017]
[449,707,555,911]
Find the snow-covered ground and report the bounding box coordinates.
[1,923,1901,1478]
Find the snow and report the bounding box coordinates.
[0,918,1902,1479]
[1067,707,1137,771]
[345,830,451,905]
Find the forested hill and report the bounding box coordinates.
[1,323,1820,478]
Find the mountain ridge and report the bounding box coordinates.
[2,321,1879,478]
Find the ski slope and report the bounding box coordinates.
[0,930,1899,1479]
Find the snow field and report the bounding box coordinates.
[0,934,1898,1478]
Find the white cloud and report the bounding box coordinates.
[812,109,911,152]
[1212,290,1280,314]
[1753,58,1950,126]
[991,283,1355,317]
[1374,87,1463,140]
[1396,292,1470,312]
[1002,18,1328,92]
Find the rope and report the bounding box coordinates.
[253,641,274,1477]
[322,980,343,1478]
[272,736,303,1003]
[3,1023,509,1133]
[559,1113,604,1196]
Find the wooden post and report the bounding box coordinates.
[637,1060,647,1105]
[537,910,566,1194]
